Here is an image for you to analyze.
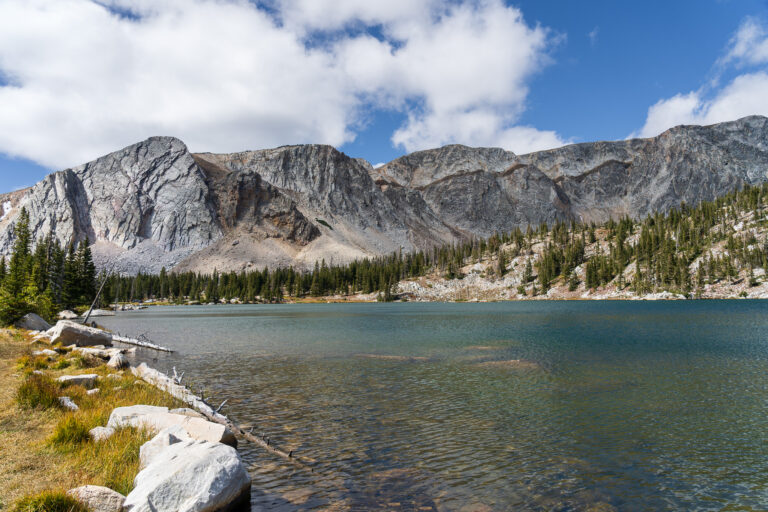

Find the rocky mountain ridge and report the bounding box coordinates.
[1,115,767,274]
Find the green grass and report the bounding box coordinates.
[47,415,90,452]
[12,491,89,512]
[15,373,62,410]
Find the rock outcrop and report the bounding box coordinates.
[2,116,767,273]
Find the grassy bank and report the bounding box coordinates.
[0,329,183,510]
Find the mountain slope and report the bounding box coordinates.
[1,116,767,274]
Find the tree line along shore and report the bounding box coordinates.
[3,181,768,326]
[96,181,768,304]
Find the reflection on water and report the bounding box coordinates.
[99,301,768,511]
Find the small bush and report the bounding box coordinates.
[12,490,89,512]
[17,355,50,370]
[51,359,71,370]
[16,374,61,410]
[48,415,90,451]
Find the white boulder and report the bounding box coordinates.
[15,313,52,331]
[59,396,79,411]
[90,426,115,441]
[107,405,169,429]
[170,408,205,418]
[58,374,99,389]
[48,320,113,347]
[32,349,58,358]
[87,388,100,395]
[87,309,116,317]
[108,407,236,447]
[107,353,129,369]
[58,310,79,320]
[67,485,125,512]
[139,425,191,469]
[123,440,251,512]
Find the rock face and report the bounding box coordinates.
[47,320,113,346]
[67,485,126,512]
[123,440,251,512]
[2,116,768,273]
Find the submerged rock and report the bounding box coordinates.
[354,354,429,362]
[123,440,251,512]
[475,359,540,370]
[15,313,51,331]
[67,485,125,512]
[47,320,113,347]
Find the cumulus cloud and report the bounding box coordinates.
[637,18,768,138]
[0,0,564,169]
[721,17,768,67]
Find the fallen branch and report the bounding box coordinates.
[112,334,174,352]
[131,363,311,470]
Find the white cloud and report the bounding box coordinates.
[637,18,768,139]
[588,27,599,47]
[0,0,564,169]
[721,17,768,67]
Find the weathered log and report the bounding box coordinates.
[113,334,174,353]
[131,363,311,470]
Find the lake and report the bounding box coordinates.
[98,301,768,511]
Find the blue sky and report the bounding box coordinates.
[2,0,768,192]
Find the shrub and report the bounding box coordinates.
[12,490,89,512]
[48,415,90,451]
[17,355,50,370]
[15,373,61,410]
[51,359,71,370]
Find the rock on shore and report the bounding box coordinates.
[123,439,251,512]
[47,320,113,347]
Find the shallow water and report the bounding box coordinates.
[99,301,768,511]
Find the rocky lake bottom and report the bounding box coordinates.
[98,301,768,511]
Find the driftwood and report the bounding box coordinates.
[112,334,174,353]
[131,363,311,470]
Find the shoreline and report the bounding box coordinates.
[0,326,267,511]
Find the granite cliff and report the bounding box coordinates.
[1,116,767,274]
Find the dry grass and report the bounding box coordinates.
[0,328,184,509]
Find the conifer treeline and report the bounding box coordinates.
[104,181,768,303]
[0,208,97,324]
[3,181,768,317]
